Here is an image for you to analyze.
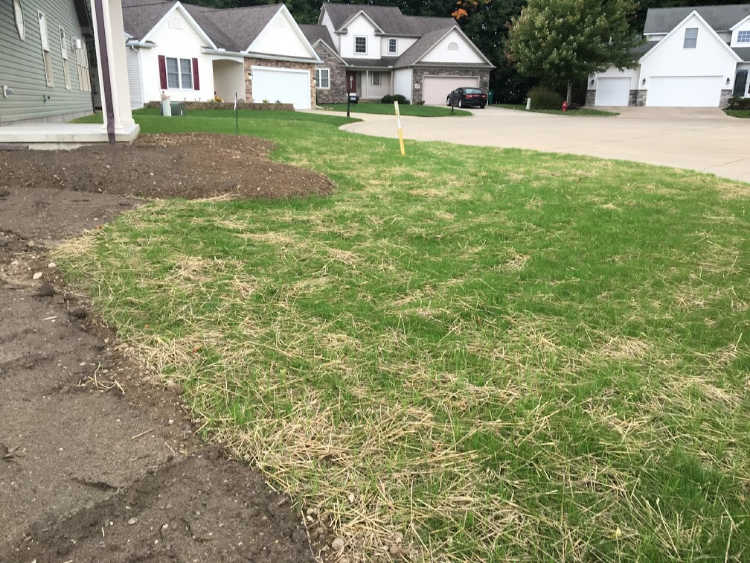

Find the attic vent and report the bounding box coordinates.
[168,14,184,30]
[447,41,459,51]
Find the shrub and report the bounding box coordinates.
[381,94,410,105]
[527,86,562,110]
[727,97,750,110]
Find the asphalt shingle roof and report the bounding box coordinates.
[122,1,284,53]
[299,24,335,48]
[644,3,750,34]
[321,3,455,36]
[733,46,750,60]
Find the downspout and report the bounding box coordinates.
[94,0,115,144]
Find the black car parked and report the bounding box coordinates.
[446,87,487,109]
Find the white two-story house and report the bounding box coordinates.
[588,4,750,107]
[300,4,494,105]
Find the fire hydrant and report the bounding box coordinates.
[561,100,568,112]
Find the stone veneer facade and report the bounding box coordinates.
[244,58,316,105]
[411,67,491,104]
[587,88,733,107]
[312,43,348,104]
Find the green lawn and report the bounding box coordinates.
[321,101,470,117]
[60,108,749,562]
[725,109,750,118]
[498,103,619,116]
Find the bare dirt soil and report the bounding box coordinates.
[0,137,331,562]
[0,133,334,200]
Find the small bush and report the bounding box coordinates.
[727,97,750,110]
[527,86,562,110]
[381,94,410,105]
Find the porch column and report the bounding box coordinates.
[90,0,139,142]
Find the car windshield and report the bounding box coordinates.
[464,88,483,94]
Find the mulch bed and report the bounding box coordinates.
[0,133,333,200]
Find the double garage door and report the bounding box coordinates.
[422,76,479,105]
[252,66,311,110]
[595,75,723,107]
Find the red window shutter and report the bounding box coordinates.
[158,55,167,89]
[192,58,200,90]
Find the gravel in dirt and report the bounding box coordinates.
[0,139,326,562]
[0,133,334,200]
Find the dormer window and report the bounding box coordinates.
[738,30,750,43]
[683,27,698,48]
[355,36,367,54]
[388,38,397,53]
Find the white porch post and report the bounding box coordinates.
[90,0,139,142]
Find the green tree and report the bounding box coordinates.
[507,0,640,104]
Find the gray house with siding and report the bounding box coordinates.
[1,0,94,124]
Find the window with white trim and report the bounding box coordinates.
[738,30,750,43]
[38,11,53,87]
[165,57,194,89]
[13,0,24,40]
[75,40,91,92]
[60,27,72,89]
[179,58,193,89]
[355,36,367,54]
[388,38,397,53]
[315,68,330,89]
[683,27,698,48]
[370,71,382,86]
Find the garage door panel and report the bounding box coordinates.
[595,77,630,107]
[422,76,479,106]
[647,76,722,107]
[252,66,311,110]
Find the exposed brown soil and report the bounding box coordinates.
[0,137,331,562]
[0,133,333,200]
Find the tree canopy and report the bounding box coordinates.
[507,0,640,101]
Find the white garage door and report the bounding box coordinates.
[422,76,479,106]
[252,66,311,110]
[647,76,723,107]
[595,77,630,106]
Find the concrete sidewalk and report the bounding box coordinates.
[336,106,750,183]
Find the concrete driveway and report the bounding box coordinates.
[340,106,750,183]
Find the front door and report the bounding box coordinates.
[346,71,357,94]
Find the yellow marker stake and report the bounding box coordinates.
[394,100,405,156]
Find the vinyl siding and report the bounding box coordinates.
[0,0,93,124]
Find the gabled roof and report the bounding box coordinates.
[640,9,742,63]
[299,24,335,48]
[320,3,455,36]
[644,3,750,34]
[122,1,285,52]
[396,25,494,68]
